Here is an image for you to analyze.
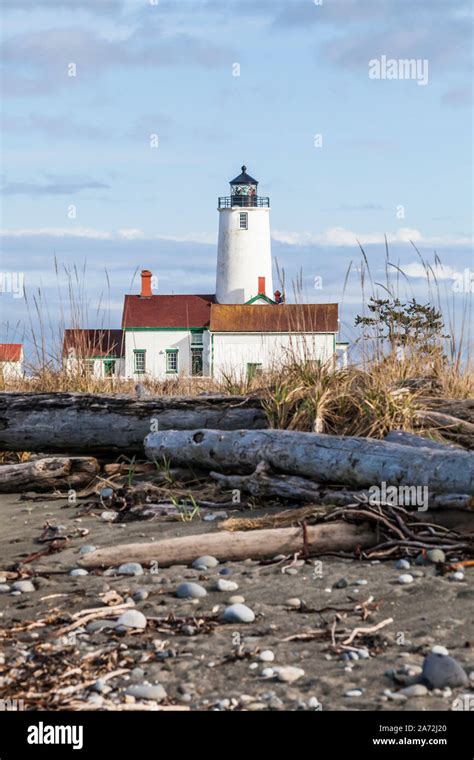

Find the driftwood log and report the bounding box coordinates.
[0,457,99,493]
[0,393,267,455]
[384,430,462,451]
[145,429,474,495]
[210,462,474,510]
[77,522,376,568]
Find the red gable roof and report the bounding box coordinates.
[122,295,215,329]
[0,344,22,362]
[63,329,124,357]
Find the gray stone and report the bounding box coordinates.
[115,610,147,630]
[333,577,349,589]
[400,684,429,697]
[79,545,97,555]
[426,549,446,564]
[396,559,411,570]
[0,585,11,593]
[221,603,255,624]
[176,582,207,599]
[132,589,149,602]
[86,619,116,633]
[192,555,219,570]
[229,595,245,604]
[345,689,363,697]
[422,652,469,689]
[274,666,305,683]
[70,568,89,576]
[118,563,144,576]
[12,581,35,593]
[216,578,239,592]
[285,597,302,608]
[398,574,414,584]
[125,683,167,701]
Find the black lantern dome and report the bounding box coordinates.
[218,165,269,209]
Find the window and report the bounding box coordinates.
[239,212,248,230]
[191,331,204,346]
[104,359,116,377]
[134,350,146,374]
[247,362,262,381]
[85,359,95,374]
[166,349,178,373]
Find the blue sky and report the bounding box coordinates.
[0,0,472,355]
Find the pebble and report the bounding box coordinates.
[100,511,116,522]
[118,563,144,576]
[426,549,446,564]
[273,666,305,683]
[0,585,11,593]
[345,689,363,697]
[308,696,321,709]
[353,579,368,586]
[400,684,428,698]
[221,603,255,624]
[259,650,275,663]
[216,578,239,592]
[176,582,207,599]
[261,667,275,678]
[219,567,232,576]
[79,545,97,555]
[285,597,302,609]
[333,577,349,589]
[115,610,147,630]
[396,559,411,570]
[410,569,425,578]
[357,648,370,659]
[69,568,88,576]
[422,652,469,689]
[432,645,449,656]
[125,683,167,701]
[12,581,35,593]
[397,574,414,584]
[86,619,117,633]
[132,589,149,602]
[450,571,465,582]
[229,595,245,604]
[192,556,219,570]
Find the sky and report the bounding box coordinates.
[0,0,472,357]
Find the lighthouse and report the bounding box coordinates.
[215,166,273,304]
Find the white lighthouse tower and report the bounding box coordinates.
[216,166,273,304]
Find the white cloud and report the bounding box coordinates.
[271,227,472,247]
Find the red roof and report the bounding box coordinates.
[0,344,22,362]
[210,303,339,333]
[63,329,124,357]
[122,295,215,329]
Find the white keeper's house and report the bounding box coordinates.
[64,166,344,381]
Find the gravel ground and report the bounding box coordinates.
[0,493,473,712]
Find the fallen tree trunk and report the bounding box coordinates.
[210,464,474,510]
[414,410,474,449]
[0,393,267,455]
[0,457,99,493]
[145,429,474,495]
[77,522,376,568]
[384,430,462,451]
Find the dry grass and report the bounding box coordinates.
[1,249,471,445]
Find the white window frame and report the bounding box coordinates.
[166,349,178,374]
[134,350,146,374]
[239,212,248,230]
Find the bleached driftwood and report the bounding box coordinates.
[414,410,474,449]
[210,462,474,510]
[0,393,267,455]
[145,429,474,495]
[77,522,376,568]
[384,430,461,451]
[0,457,99,493]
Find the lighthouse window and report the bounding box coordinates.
[239,212,248,230]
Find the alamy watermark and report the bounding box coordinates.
[368,481,428,512]
[0,271,24,298]
[369,55,429,86]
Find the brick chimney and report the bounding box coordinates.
[140,270,152,297]
[258,276,266,295]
